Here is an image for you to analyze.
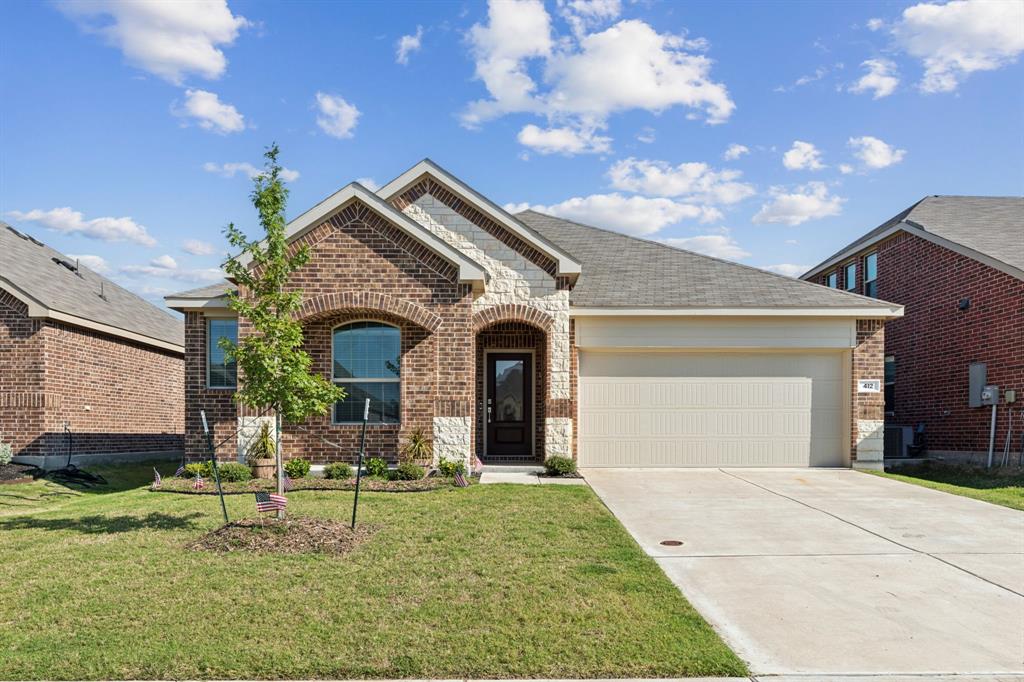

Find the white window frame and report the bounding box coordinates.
[331,320,401,425]
[206,317,238,390]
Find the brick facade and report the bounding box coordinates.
[1,289,184,460]
[815,231,1023,458]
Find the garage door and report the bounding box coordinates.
[579,351,846,467]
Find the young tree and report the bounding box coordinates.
[221,144,345,517]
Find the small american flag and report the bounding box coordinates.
[152,468,162,488]
[193,476,205,491]
[472,457,485,475]
[174,465,186,477]
[283,475,293,492]
[255,491,287,513]
[454,471,469,488]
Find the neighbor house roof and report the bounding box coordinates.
[517,210,903,315]
[803,196,1024,280]
[165,282,235,310]
[0,222,184,352]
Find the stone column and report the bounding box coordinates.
[852,319,886,470]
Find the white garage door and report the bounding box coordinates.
[579,351,846,467]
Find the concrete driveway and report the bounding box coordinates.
[584,468,1024,677]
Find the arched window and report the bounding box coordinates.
[332,321,400,424]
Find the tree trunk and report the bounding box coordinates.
[275,410,285,520]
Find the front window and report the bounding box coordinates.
[207,318,238,389]
[884,355,896,415]
[826,271,837,288]
[863,252,878,298]
[332,321,400,423]
[844,263,857,291]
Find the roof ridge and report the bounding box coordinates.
[516,209,895,306]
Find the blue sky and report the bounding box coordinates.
[2,0,1022,306]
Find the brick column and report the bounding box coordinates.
[851,319,885,469]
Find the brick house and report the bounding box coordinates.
[0,222,184,468]
[802,196,1023,462]
[167,159,902,471]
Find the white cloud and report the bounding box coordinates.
[182,239,217,256]
[7,207,156,246]
[723,143,749,160]
[891,0,1024,93]
[607,157,755,204]
[636,127,656,144]
[121,254,224,283]
[759,263,811,278]
[174,89,244,133]
[396,25,423,65]
[866,18,885,31]
[58,0,249,85]
[839,163,854,175]
[463,2,734,153]
[849,58,899,98]
[66,254,110,274]
[753,182,845,226]
[660,232,751,260]
[848,135,906,169]
[315,92,360,139]
[782,140,826,171]
[517,123,611,154]
[558,0,621,37]
[775,66,828,92]
[506,193,718,236]
[203,161,300,182]
[355,177,381,191]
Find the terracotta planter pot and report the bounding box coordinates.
[250,458,276,479]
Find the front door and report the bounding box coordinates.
[486,353,533,458]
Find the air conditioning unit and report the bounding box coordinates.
[884,425,913,458]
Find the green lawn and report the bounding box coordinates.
[0,462,745,680]
[871,465,1024,511]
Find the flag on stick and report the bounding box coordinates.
[454,471,469,488]
[255,491,287,513]
[193,476,205,491]
[152,468,162,488]
[283,475,293,492]
[174,465,185,477]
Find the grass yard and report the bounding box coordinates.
[871,465,1024,511]
[0,461,745,680]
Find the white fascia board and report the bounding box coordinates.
[803,222,1024,281]
[570,306,905,318]
[164,296,234,312]
[376,159,582,276]
[235,182,486,288]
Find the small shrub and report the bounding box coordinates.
[437,458,466,477]
[0,441,12,466]
[216,462,252,482]
[284,458,311,479]
[182,462,213,479]
[323,462,353,480]
[364,457,388,478]
[544,456,577,477]
[399,429,432,464]
[246,422,276,465]
[392,461,424,481]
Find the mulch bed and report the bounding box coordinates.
[188,517,376,555]
[153,475,471,495]
[0,462,40,485]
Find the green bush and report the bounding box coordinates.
[245,421,276,465]
[392,461,424,481]
[216,462,252,482]
[0,441,12,466]
[284,458,311,479]
[182,462,212,479]
[544,456,577,477]
[323,462,353,480]
[364,457,388,478]
[436,458,466,477]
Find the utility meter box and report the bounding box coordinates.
[980,385,999,406]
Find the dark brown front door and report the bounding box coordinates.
[486,353,532,458]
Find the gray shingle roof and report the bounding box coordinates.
[0,223,184,349]
[516,210,896,309]
[168,282,235,300]
[807,196,1024,276]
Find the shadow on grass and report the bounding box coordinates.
[0,511,204,534]
[896,465,1024,490]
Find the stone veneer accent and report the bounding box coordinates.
[544,417,573,458]
[433,416,472,466]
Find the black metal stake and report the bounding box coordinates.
[201,410,229,524]
[351,398,370,530]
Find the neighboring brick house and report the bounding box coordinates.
[803,196,1023,462]
[168,159,902,471]
[0,222,184,468]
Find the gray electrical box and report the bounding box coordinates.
[980,385,999,406]
[969,362,987,407]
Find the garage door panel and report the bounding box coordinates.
[579,351,846,468]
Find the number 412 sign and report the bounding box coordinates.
[858,379,882,393]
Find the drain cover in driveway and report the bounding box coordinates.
[660,539,684,546]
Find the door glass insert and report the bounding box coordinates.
[494,359,524,422]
